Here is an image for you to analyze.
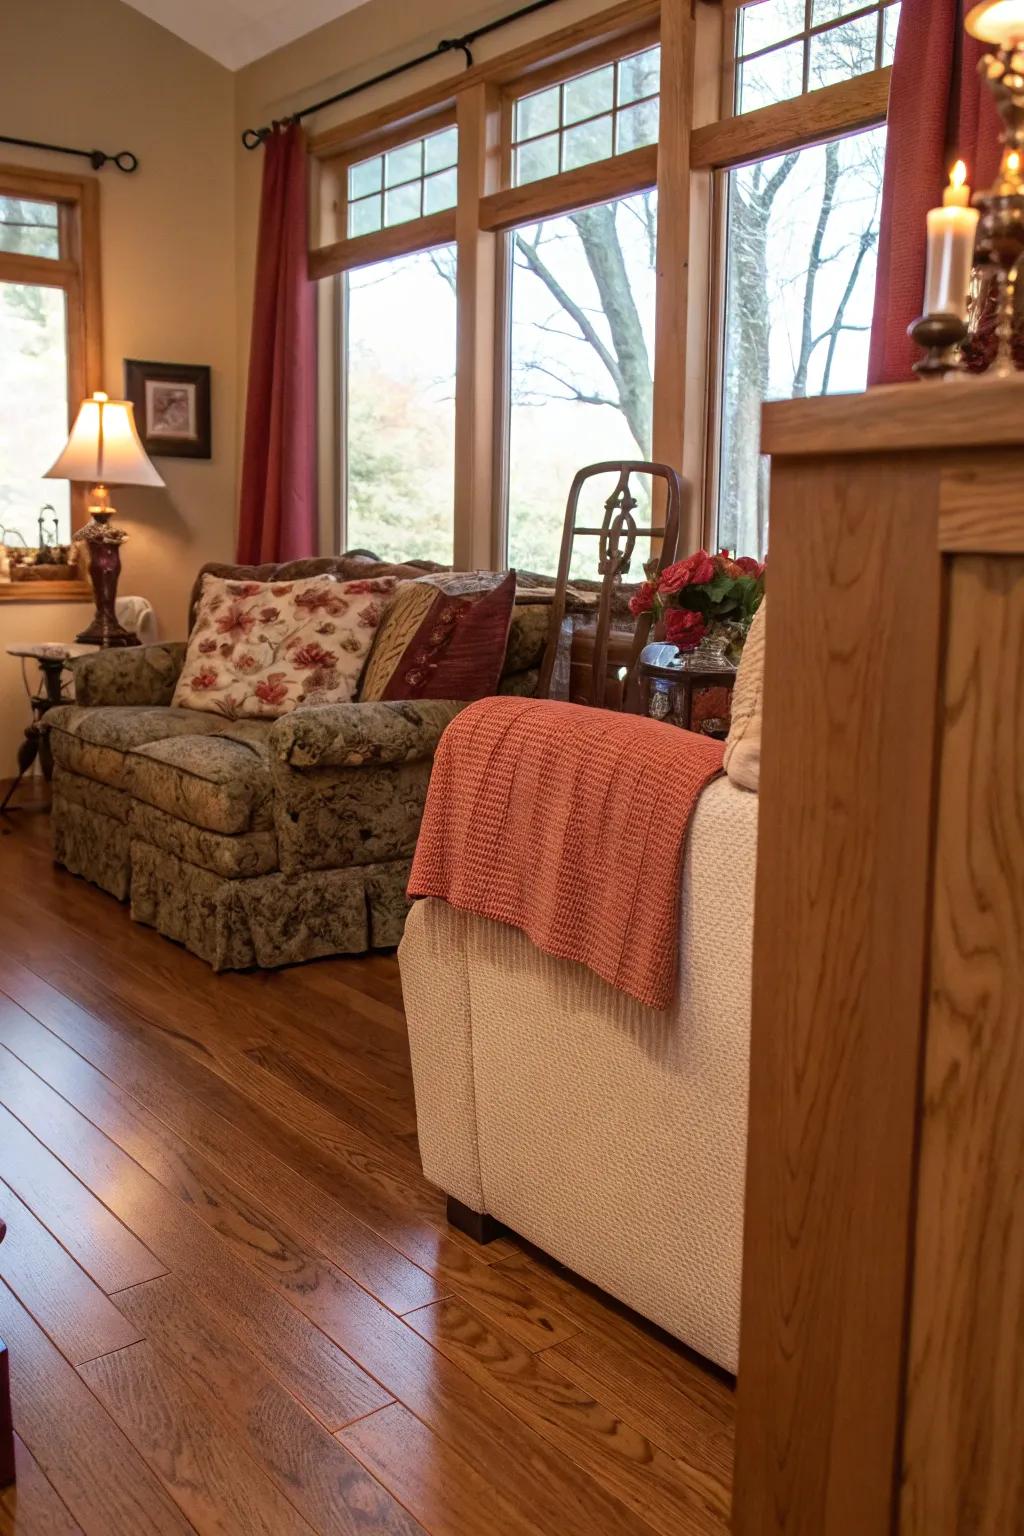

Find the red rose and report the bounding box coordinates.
[734,555,765,578]
[658,550,715,595]
[629,581,656,618]
[665,608,707,651]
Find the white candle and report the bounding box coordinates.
[924,163,980,321]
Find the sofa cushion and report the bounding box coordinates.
[124,729,274,834]
[46,705,226,789]
[173,573,399,720]
[723,598,765,794]
[128,800,279,879]
[359,572,515,702]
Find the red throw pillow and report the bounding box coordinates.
[378,571,516,701]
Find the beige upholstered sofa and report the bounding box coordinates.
[400,772,757,1373]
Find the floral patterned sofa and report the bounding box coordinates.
[44,556,553,970]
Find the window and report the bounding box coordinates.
[505,192,657,576]
[0,169,98,581]
[344,246,457,562]
[736,0,900,112]
[717,127,885,559]
[346,125,458,237]
[512,45,660,186]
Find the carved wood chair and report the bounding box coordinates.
[537,460,684,710]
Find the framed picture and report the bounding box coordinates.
[124,359,211,459]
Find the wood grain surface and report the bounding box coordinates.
[0,804,733,1535]
[899,556,1024,1535]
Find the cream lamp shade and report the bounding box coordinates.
[966,0,1024,46]
[44,391,164,487]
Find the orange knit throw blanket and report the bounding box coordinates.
[407,696,725,1009]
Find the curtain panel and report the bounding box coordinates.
[237,121,317,563]
[868,0,1001,385]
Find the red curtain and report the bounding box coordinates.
[868,0,1002,386]
[237,121,317,563]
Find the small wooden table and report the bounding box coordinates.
[1,642,95,813]
[637,650,737,738]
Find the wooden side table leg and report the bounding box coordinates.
[0,1336,14,1488]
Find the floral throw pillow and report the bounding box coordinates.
[172,573,397,719]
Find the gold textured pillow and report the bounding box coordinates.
[723,598,765,793]
[359,573,510,701]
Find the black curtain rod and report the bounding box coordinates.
[0,133,138,173]
[241,0,563,149]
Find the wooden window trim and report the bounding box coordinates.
[0,161,100,601]
[479,142,657,232]
[308,0,659,163]
[309,208,457,281]
[691,65,891,171]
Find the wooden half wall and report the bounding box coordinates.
[732,378,1024,1536]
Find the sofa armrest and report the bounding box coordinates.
[70,642,187,708]
[270,699,465,771]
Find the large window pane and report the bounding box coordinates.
[716,126,885,560]
[344,246,456,563]
[736,0,900,110]
[506,192,657,577]
[0,282,70,547]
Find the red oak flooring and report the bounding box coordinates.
[0,793,733,1536]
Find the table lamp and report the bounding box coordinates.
[44,390,164,647]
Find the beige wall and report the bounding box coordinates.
[0,0,236,777]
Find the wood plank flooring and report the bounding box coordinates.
[0,795,733,1535]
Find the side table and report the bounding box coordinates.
[637,644,737,739]
[1,642,95,814]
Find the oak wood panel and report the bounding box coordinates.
[0,973,564,1347]
[496,1249,735,1427]
[0,981,438,1317]
[761,376,1024,458]
[0,1100,164,1295]
[0,1180,141,1365]
[79,1340,320,1536]
[543,1327,733,1486]
[453,82,501,570]
[307,0,660,159]
[243,1040,420,1162]
[651,0,699,544]
[690,67,890,170]
[405,1298,731,1536]
[0,1279,191,1536]
[899,555,1024,1536]
[732,451,944,1535]
[339,1401,548,1536]
[939,458,1024,552]
[309,208,457,281]
[0,1045,388,1430]
[0,1434,83,1536]
[0,581,92,604]
[478,143,657,232]
[116,1274,428,1536]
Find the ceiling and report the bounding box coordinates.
[120,0,374,70]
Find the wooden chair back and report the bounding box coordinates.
[537,461,684,709]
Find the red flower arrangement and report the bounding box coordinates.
[631,548,766,655]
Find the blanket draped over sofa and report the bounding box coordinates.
[407,696,725,1008]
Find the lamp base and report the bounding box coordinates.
[74,511,140,649]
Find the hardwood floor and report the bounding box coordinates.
[0,795,733,1536]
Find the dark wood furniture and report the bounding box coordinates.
[538,460,684,709]
[733,379,1024,1535]
[0,645,79,814]
[0,1216,13,1488]
[637,654,737,736]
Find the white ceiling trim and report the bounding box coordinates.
[120,0,374,71]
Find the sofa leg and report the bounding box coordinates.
[0,1336,14,1488]
[446,1195,507,1246]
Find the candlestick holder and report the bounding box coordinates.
[908,314,969,378]
[966,12,1024,371]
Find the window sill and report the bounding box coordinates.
[0,580,93,603]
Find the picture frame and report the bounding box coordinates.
[124,359,211,459]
